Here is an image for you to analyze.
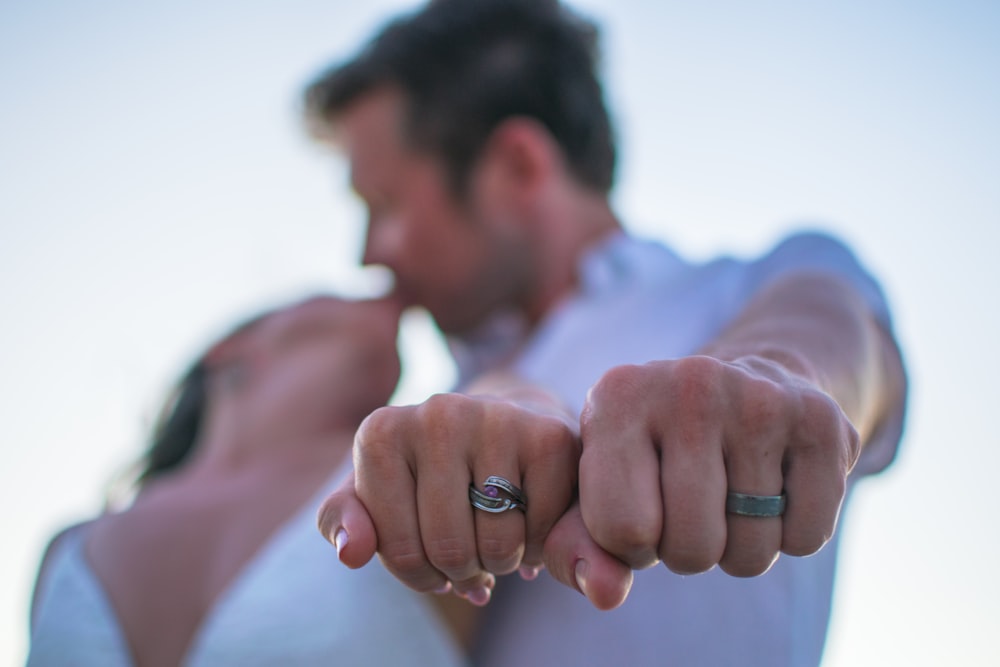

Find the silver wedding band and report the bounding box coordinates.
[469,475,527,514]
[471,479,779,517]
[726,491,786,518]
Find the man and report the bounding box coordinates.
[307,0,907,664]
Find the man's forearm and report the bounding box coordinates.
[699,271,906,446]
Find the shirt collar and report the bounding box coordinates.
[448,231,684,383]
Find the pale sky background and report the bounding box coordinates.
[2,1,998,665]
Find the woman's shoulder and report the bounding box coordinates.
[30,520,95,630]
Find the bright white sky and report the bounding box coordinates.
[2,1,998,664]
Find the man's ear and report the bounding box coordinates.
[474,117,561,209]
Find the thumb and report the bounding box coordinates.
[543,501,633,610]
[316,471,378,569]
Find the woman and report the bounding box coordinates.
[28,295,469,666]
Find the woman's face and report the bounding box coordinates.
[213,296,402,434]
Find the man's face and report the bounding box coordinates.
[336,87,532,335]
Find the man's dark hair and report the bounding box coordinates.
[304,0,617,196]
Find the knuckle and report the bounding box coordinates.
[783,487,842,556]
[721,383,792,462]
[782,531,829,557]
[478,535,521,568]
[672,355,722,392]
[662,357,728,421]
[673,354,720,379]
[592,517,660,569]
[795,390,859,473]
[586,364,647,409]
[416,393,482,454]
[739,380,790,434]
[800,388,843,435]
[791,503,842,556]
[380,538,431,580]
[356,406,405,455]
[419,392,474,423]
[425,536,476,574]
[530,416,580,462]
[661,547,719,576]
[582,364,653,440]
[719,553,777,578]
[783,514,836,555]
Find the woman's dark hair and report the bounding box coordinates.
[135,360,209,485]
[304,0,617,197]
[133,312,267,487]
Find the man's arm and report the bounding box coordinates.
[569,270,906,579]
[701,271,905,446]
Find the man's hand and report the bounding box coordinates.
[543,272,903,593]
[576,354,859,577]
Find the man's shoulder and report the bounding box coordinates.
[764,228,857,261]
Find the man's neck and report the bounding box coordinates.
[523,192,621,325]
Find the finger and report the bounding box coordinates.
[718,385,788,577]
[543,502,633,610]
[781,393,855,556]
[720,503,783,577]
[471,423,526,575]
[315,471,377,569]
[518,413,580,570]
[413,394,493,601]
[470,473,525,576]
[354,406,450,593]
[657,418,728,575]
[579,365,663,569]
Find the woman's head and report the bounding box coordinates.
[137,296,401,485]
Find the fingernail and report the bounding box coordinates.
[519,565,541,581]
[464,586,492,607]
[333,528,349,556]
[433,581,453,595]
[574,559,589,596]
